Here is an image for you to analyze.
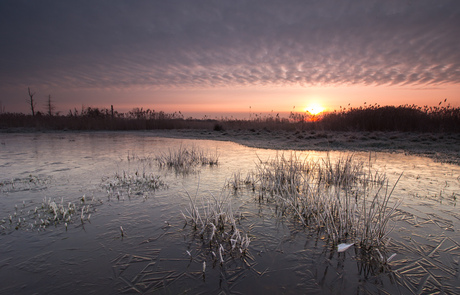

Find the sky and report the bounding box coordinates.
[1,0,459,118]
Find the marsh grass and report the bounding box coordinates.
[0,195,100,233]
[320,102,460,132]
[317,153,385,187]
[245,152,384,197]
[229,152,400,260]
[2,102,458,132]
[226,171,256,192]
[155,145,219,174]
[181,186,250,264]
[103,170,167,201]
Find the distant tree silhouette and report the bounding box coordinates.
[27,87,37,116]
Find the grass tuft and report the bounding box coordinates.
[155,145,218,174]
[103,170,167,201]
[181,186,250,264]
[229,152,400,256]
[0,195,100,233]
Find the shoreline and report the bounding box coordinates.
[151,129,460,165]
[2,128,460,165]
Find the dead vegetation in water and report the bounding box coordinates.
[102,170,168,201]
[227,152,400,261]
[0,175,101,233]
[155,145,219,174]
[384,206,460,294]
[0,195,100,234]
[181,186,251,266]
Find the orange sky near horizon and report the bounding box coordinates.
[2,81,458,119]
[1,2,459,118]
[17,82,455,119]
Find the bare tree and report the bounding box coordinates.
[27,87,37,116]
[46,94,55,116]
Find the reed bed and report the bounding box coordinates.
[155,145,218,174]
[181,187,250,264]
[229,152,400,256]
[2,102,458,132]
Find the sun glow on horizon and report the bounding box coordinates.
[304,103,325,115]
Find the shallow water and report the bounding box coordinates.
[0,131,459,294]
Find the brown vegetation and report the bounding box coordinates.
[1,101,459,133]
[320,101,460,132]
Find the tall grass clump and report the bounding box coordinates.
[181,187,250,264]
[155,145,218,174]
[252,152,382,199]
[317,153,386,188]
[238,152,399,255]
[226,171,256,192]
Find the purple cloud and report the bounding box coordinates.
[1,0,459,91]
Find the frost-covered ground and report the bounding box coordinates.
[145,129,460,165]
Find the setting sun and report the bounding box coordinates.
[305,103,325,115]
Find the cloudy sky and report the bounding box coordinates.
[1,0,459,117]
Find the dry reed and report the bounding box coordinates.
[230,152,400,254]
[181,185,250,264]
[155,145,218,174]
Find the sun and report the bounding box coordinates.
[304,103,325,115]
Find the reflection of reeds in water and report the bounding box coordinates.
[181,186,250,264]
[155,145,218,174]
[229,153,400,256]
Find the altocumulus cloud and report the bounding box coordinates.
[0,0,459,90]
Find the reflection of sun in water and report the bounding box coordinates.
[305,103,325,115]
